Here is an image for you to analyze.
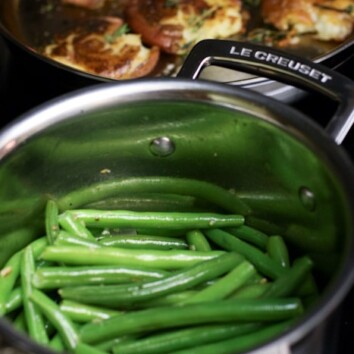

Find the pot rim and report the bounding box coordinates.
[0,78,353,353]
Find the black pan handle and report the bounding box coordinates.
[177,39,354,145]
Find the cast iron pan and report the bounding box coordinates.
[0,0,353,83]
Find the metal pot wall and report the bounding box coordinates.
[0,41,353,354]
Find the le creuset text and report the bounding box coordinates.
[230,45,332,83]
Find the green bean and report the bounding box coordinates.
[0,251,22,315]
[59,253,243,308]
[226,225,269,250]
[182,260,256,304]
[60,300,122,323]
[61,210,245,230]
[48,333,65,352]
[231,282,272,299]
[33,264,169,289]
[45,199,60,245]
[98,235,188,250]
[246,216,285,237]
[0,227,42,269]
[31,237,49,258]
[13,312,26,333]
[54,231,101,249]
[262,256,313,298]
[21,246,49,345]
[186,230,211,251]
[205,229,284,279]
[112,323,262,354]
[136,290,199,309]
[80,298,303,344]
[95,336,136,352]
[57,177,251,215]
[84,193,212,212]
[0,236,46,312]
[40,245,225,270]
[267,235,290,268]
[58,212,96,241]
[30,289,79,352]
[75,342,108,354]
[170,320,292,354]
[5,287,22,314]
[135,228,189,237]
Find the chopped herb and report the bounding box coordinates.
[345,5,354,14]
[40,2,55,14]
[315,3,354,14]
[188,7,218,32]
[247,28,288,45]
[165,0,180,8]
[243,0,260,8]
[104,23,130,44]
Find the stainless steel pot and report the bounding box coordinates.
[0,40,353,354]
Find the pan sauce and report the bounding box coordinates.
[1,0,353,80]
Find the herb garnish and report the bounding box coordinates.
[104,23,130,44]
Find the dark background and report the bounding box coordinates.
[0,34,353,354]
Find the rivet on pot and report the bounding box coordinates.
[149,137,175,157]
[299,186,316,212]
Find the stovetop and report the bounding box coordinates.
[0,35,353,354]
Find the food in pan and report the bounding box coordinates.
[62,0,105,9]
[261,0,354,42]
[0,176,317,353]
[39,0,353,79]
[125,0,248,55]
[44,16,160,80]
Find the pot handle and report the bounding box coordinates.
[177,39,354,145]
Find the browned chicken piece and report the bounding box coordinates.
[43,17,160,80]
[125,0,248,55]
[62,0,106,9]
[261,0,354,41]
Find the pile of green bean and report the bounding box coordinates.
[0,177,318,354]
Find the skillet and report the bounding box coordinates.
[0,0,353,101]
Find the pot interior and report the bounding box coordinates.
[0,82,353,351]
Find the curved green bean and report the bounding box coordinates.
[226,225,269,250]
[262,256,313,298]
[59,253,243,308]
[57,176,251,215]
[205,229,285,279]
[30,289,79,352]
[182,260,256,304]
[80,298,303,344]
